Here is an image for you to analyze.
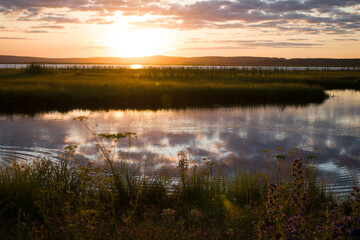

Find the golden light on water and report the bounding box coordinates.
[130,64,143,69]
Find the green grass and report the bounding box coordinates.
[1,65,354,114]
[0,122,358,239]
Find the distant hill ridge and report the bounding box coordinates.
[0,55,359,67]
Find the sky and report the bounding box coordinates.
[0,0,359,58]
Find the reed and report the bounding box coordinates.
[1,65,353,114]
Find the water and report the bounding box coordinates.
[0,90,359,192]
[0,63,359,71]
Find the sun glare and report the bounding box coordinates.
[130,64,143,69]
[105,27,171,58]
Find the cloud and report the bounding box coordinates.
[0,0,90,11]
[180,46,251,50]
[31,25,65,29]
[85,18,114,25]
[0,0,359,34]
[184,39,211,44]
[287,38,308,41]
[129,0,360,34]
[0,0,162,14]
[24,30,48,33]
[0,36,34,40]
[36,15,81,24]
[247,42,323,48]
[181,40,323,50]
[333,38,359,41]
[18,13,81,24]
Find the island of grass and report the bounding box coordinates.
[0,64,359,114]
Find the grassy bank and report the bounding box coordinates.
[1,65,352,114]
[0,126,359,239]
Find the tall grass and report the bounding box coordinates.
[0,119,358,239]
[23,63,53,75]
[1,65,352,114]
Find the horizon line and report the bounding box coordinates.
[1,54,360,60]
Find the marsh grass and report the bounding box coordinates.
[23,63,54,75]
[1,65,353,114]
[0,119,358,239]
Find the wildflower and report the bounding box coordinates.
[315,202,334,239]
[290,158,308,215]
[285,215,309,240]
[264,182,287,239]
[266,183,284,223]
[252,220,266,240]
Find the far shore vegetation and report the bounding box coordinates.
[0,119,359,239]
[2,63,359,114]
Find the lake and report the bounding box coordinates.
[0,90,359,193]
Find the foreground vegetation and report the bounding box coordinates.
[4,64,360,113]
[0,120,359,239]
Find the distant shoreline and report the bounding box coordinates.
[1,55,360,67]
[1,64,359,72]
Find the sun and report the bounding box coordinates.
[104,27,171,58]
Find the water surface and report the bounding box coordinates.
[0,90,359,192]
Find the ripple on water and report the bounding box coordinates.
[0,146,60,163]
[0,90,359,195]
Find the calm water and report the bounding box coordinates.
[0,90,359,191]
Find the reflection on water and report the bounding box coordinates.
[129,64,143,69]
[0,90,359,190]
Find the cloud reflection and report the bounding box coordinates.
[0,90,359,187]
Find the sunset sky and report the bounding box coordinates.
[0,0,359,58]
